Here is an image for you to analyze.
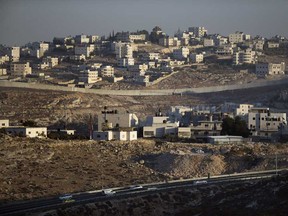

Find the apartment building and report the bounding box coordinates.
[43,56,59,68]
[10,47,20,62]
[188,27,207,38]
[0,55,10,64]
[118,58,135,67]
[173,47,190,60]
[128,64,148,73]
[116,43,133,59]
[97,111,138,131]
[159,36,180,47]
[233,49,257,65]
[248,107,287,136]
[190,117,222,137]
[78,70,99,84]
[143,115,179,138]
[190,53,204,63]
[75,45,94,58]
[11,62,32,77]
[267,42,280,48]
[229,31,245,44]
[0,68,7,76]
[143,52,160,61]
[254,40,265,50]
[100,66,114,77]
[255,62,285,77]
[90,35,100,43]
[203,39,215,47]
[236,104,254,116]
[75,34,90,44]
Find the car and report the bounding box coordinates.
[102,189,116,196]
[59,194,73,200]
[129,185,143,190]
[194,180,208,185]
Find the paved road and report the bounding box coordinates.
[1,76,288,96]
[0,169,284,215]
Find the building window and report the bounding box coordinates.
[28,131,31,134]
[253,117,255,120]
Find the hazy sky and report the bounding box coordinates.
[0,0,287,46]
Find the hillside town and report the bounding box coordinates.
[1,101,288,143]
[0,26,287,89]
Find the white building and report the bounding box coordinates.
[0,55,10,64]
[173,47,190,60]
[116,43,133,59]
[143,112,179,138]
[233,49,257,65]
[236,104,254,116]
[43,57,59,68]
[118,58,134,67]
[159,36,180,47]
[75,45,94,58]
[188,27,207,38]
[75,34,90,44]
[98,111,138,131]
[70,54,86,61]
[0,68,7,76]
[255,62,286,77]
[78,70,99,84]
[10,47,20,62]
[0,119,9,128]
[5,127,47,138]
[203,39,215,47]
[229,31,245,44]
[267,42,280,49]
[93,130,137,141]
[11,62,32,77]
[190,53,204,63]
[100,66,114,77]
[248,107,287,137]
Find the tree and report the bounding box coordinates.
[221,116,250,138]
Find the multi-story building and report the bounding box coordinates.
[267,42,280,49]
[255,62,286,77]
[173,47,190,60]
[254,40,265,50]
[190,115,222,137]
[97,110,138,131]
[188,27,207,38]
[236,104,254,116]
[11,62,32,77]
[143,114,179,138]
[89,35,100,43]
[0,68,7,76]
[30,42,49,58]
[248,107,287,137]
[75,34,90,44]
[118,58,135,67]
[229,31,245,44]
[75,45,94,58]
[116,43,133,59]
[43,56,59,68]
[143,52,160,61]
[159,36,180,47]
[10,47,20,62]
[203,39,215,47]
[190,53,204,63]
[100,66,114,77]
[233,49,257,65]
[78,70,99,84]
[0,55,10,64]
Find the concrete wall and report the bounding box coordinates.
[1,77,288,96]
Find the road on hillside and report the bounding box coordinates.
[0,169,285,216]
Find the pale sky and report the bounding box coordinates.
[0,0,287,46]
